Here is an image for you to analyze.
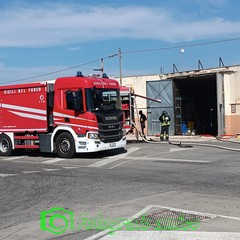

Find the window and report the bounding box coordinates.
[65,89,83,112]
[86,88,121,112]
[65,90,74,110]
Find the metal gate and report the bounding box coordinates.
[146,80,174,136]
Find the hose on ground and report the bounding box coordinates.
[215,136,240,144]
[129,122,240,151]
[169,141,240,152]
[130,122,167,144]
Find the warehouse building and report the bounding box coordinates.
[119,64,240,137]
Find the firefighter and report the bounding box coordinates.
[159,111,171,141]
[139,110,147,139]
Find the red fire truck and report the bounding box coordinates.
[0,72,126,158]
[120,86,134,133]
[120,85,161,136]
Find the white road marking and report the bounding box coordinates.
[22,171,42,174]
[87,147,140,168]
[0,173,18,177]
[150,204,240,221]
[101,231,240,240]
[84,205,153,240]
[109,160,134,169]
[124,156,210,163]
[144,148,193,158]
[63,166,79,169]
[42,168,61,172]
[85,204,240,240]
[42,158,68,164]
[1,156,26,161]
[169,147,196,152]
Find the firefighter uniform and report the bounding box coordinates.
[159,111,171,141]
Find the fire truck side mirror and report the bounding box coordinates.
[73,89,84,113]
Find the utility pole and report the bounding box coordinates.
[118,48,122,86]
[93,58,104,76]
[100,58,104,76]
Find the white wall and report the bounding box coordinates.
[224,67,240,115]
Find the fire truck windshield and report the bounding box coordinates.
[86,88,121,112]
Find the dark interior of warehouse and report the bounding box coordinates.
[174,74,218,136]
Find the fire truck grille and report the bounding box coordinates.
[99,130,123,143]
[99,122,120,130]
[95,111,123,143]
[98,123,123,143]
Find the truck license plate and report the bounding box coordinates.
[110,142,116,147]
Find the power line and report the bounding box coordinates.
[2,53,118,85]
[2,36,240,85]
[122,37,240,54]
[2,59,99,85]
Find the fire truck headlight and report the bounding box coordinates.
[122,129,126,136]
[88,132,99,139]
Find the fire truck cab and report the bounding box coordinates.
[0,73,126,158]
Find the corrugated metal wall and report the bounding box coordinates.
[146,80,175,135]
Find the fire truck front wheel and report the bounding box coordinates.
[0,134,13,156]
[55,132,75,158]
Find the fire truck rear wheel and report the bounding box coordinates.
[0,134,13,156]
[56,132,75,158]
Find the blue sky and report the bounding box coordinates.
[1,0,240,85]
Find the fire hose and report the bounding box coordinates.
[131,122,240,152]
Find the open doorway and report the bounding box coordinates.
[173,74,218,136]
